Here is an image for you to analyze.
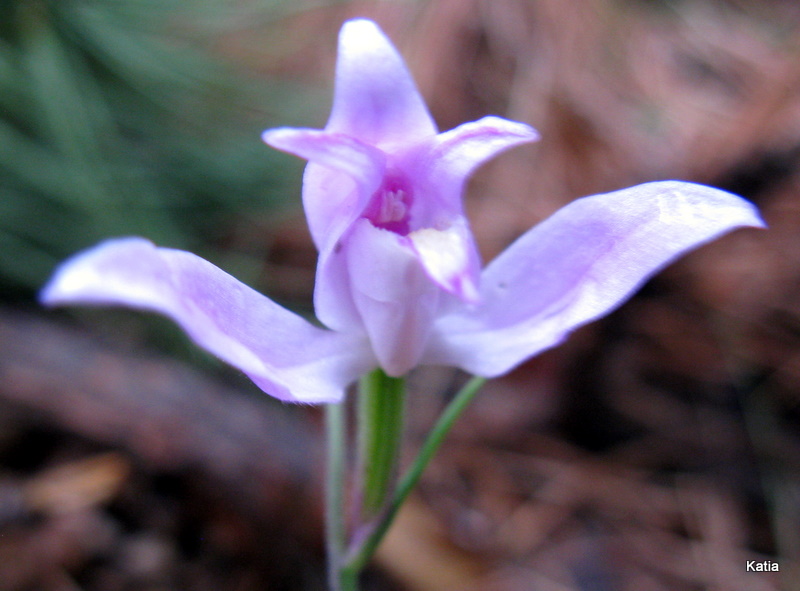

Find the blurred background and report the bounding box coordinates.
[1,0,799,589]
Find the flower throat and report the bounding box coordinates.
[363,177,413,235]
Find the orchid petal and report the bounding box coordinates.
[326,19,437,146]
[312,241,363,333]
[261,127,386,260]
[425,181,765,376]
[430,116,539,182]
[40,238,374,403]
[262,128,386,249]
[262,128,385,185]
[262,128,391,333]
[346,219,440,375]
[412,116,539,224]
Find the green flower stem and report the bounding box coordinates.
[325,401,350,591]
[344,375,487,575]
[357,368,406,519]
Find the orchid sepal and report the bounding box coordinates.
[424,180,766,376]
[40,237,374,404]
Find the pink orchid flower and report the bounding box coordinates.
[41,19,764,404]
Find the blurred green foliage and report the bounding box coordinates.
[0,0,322,300]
